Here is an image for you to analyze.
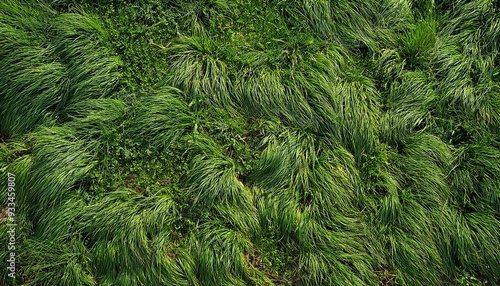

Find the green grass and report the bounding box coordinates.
[0,0,499,285]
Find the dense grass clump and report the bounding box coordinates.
[1,0,499,285]
[0,0,120,139]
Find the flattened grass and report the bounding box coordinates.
[0,0,499,285]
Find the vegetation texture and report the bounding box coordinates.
[1,0,499,285]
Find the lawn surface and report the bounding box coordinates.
[0,0,499,285]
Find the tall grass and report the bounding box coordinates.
[163,25,234,112]
[182,133,264,284]
[0,0,120,139]
[381,71,438,146]
[366,135,455,285]
[78,189,191,285]
[1,0,499,285]
[252,130,375,285]
[130,87,194,149]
